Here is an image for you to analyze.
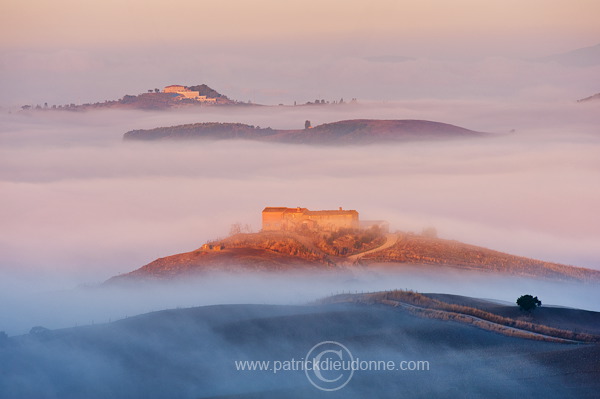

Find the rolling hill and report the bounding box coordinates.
[123,119,486,145]
[577,92,600,103]
[537,43,600,67]
[2,293,598,398]
[107,231,600,284]
[26,84,237,112]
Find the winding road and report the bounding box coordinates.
[347,233,400,263]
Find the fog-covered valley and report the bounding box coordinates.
[1,100,599,337]
[5,300,595,399]
[3,1,600,397]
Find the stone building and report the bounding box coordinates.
[163,85,187,93]
[162,85,217,103]
[262,207,359,232]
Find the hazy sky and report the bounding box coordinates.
[1,0,599,106]
[1,1,600,335]
[2,0,599,51]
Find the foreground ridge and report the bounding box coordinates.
[321,290,600,343]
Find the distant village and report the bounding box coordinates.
[16,83,358,112]
[161,85,217,103]
[19,84,229,112]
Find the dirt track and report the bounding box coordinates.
[347,233,400,263]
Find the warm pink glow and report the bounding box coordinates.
[1,0,599,54]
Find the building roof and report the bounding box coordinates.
[262,207,357,215]
[305,210,358,216]
[263,207,291,212]
[165,84,185,88]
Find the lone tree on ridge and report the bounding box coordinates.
[516,294,542,312]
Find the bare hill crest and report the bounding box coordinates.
[124,119,487,145]
[107,230,600,284]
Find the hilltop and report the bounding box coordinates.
[538,43,600,67]
[577,92,600,103]
[20,83,361,112]
[20,83,239,112]
[107,230,600,284]
[3,292,599,398]
[123,119,486,145]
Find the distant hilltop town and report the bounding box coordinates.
[18,83,235,112]
[16,82,361,112]
[262,206,389,232]
[162,85,217,103]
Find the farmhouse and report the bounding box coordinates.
[262,207,359,232]
[162,85,217,103]
[163,85,187,93]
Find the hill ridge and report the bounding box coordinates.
[107,231,600,284]
[123,118,487,145]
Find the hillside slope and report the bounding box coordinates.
[29,83,236,112]
[577,92,600,103]
[362,233,600,282]
[108,231,600,283]
[538,43,600,67]
[2,297,598,398]
[123,119,486,145]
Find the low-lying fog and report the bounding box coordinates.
[1,100,599,335]
[2,270,600,337]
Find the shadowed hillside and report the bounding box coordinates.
[321,290,600,343]
[577,92,600,103]
[423,293,600,336]
[123,119,486,145]
[1,295,598,398]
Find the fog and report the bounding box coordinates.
[3,43,600,107]
[2,295,574,399]
[0,100,599,335]
[2,268,600,337]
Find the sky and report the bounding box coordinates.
[1,0,599,106]
[2,0,599,50]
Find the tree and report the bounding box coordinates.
[121,95,137,104]
[29,326,50,335]
[516,294,542,312]
[229,223,242,236]
[421,226,438,238]
[305,120,311,129]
